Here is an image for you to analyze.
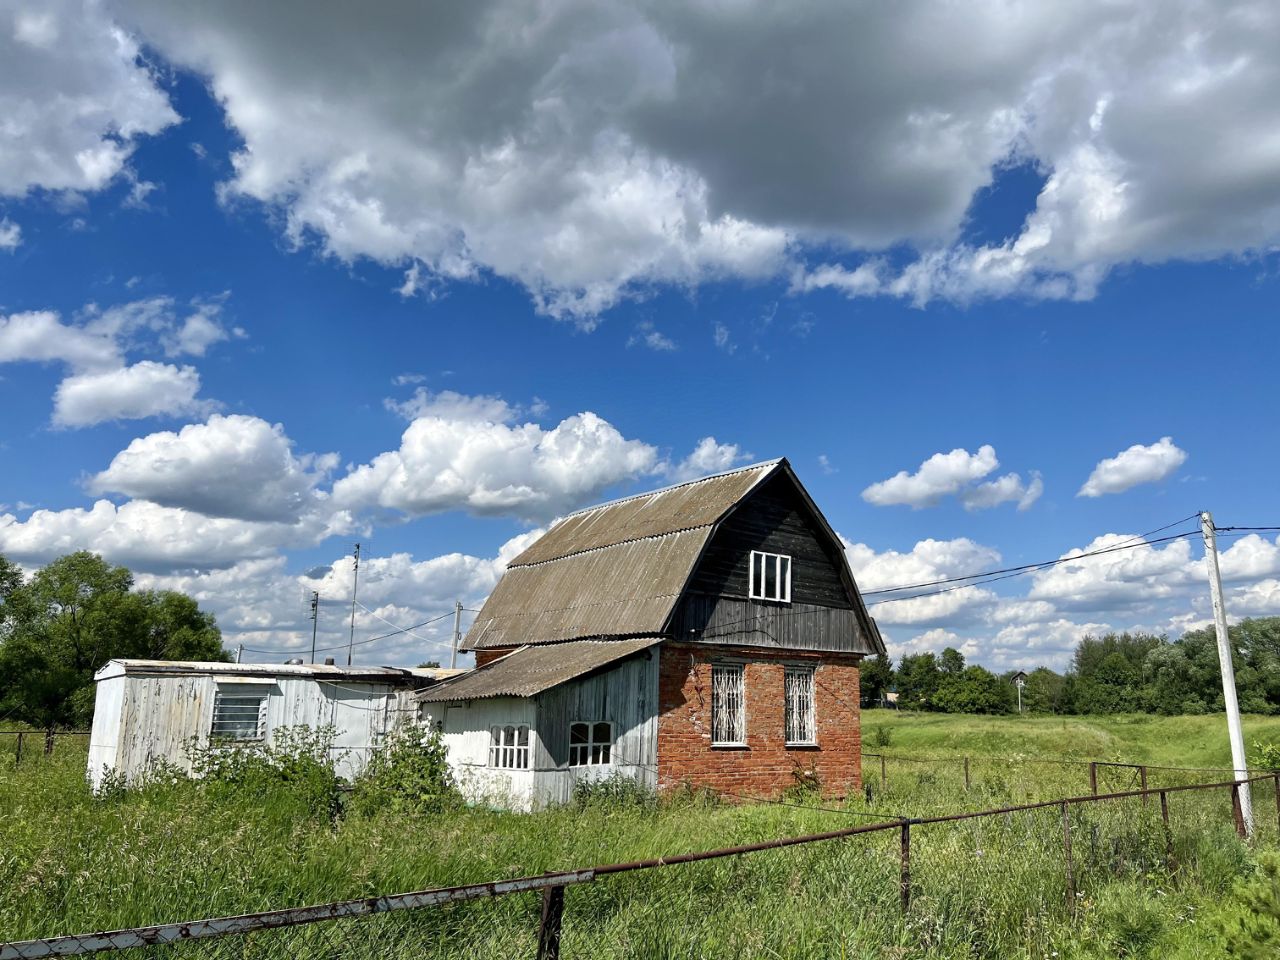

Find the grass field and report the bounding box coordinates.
[2,715,1279,959]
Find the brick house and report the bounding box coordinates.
[418,459,885,810]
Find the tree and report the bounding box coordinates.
[860,654,894,704]
[1021,667,1067,714]
[0,551,227,728]
[939,647,965,676]
[897,653,941,710]
[933,666,1015,714]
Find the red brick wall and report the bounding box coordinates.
[473,648,514,668]
[657,642,862,799]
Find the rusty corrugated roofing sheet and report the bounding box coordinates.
[417,638,661,702]
[464,528,709,649]
[510,460,780,566]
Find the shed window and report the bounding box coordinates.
[489,725,530,769]
[785,667,816,745]
[749,550,792,602]
[569,721,613,766]
[210,687,268,740]
[711,664,746,745]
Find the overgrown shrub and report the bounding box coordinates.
[1251,739,1280,771]
[872,724,892,748]
[571,771,656,810]
[348,723,458,817]
[1215,852,1280,959]
[187,725,343,819]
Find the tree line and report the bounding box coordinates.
[0,551,227,729]
[859,617,1280,716]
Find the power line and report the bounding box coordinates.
[243,610,459,656]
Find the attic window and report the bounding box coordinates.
[569,721,613,766]
[210,686,268,741]
[749,550,791,603]
[489,725,530,770]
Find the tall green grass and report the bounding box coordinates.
[1,718,1278,958]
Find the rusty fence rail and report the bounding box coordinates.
[3,772,1277,960]
[0,730,90,765]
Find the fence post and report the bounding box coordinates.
[1159,791,1175,876]
[536,884,566,960]
[1232,784,1247,840]
[881,755,887,794]
[1139,766,1148,807]
[963,756,971,792]
[14,731,22,766]
[1089,762,1098,796]
[44,729,54,756]
[899,822,911,913]
[1061,802,1075,913]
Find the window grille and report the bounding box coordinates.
[711,664,746,745]
[785,667,816,744]
[488,724,530,769]
[210,689,268,740]
[568,721,613,766]
[748,550,792,602]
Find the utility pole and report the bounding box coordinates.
[309,591,320,663]
[236,643,244,664]
[451,600,463,669]
[1201,511,1253,837]
[347,543,361,667]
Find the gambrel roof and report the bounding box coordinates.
[461,458,884,654]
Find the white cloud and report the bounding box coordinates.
[862,444,1041,512]
[0,0,177,197]
[627,321,677,352]
[0,309,121,370]
[1078,436,1188,497]
[332,407,660,522]
[1028,532,1197,612]
[384,388,516,424]
[667,437,750,483]
[89,414,339,523]
[0,217,20,249]
[52,361,210,428]
[844,535,1001,626]
[1216,533,1280,584]
[986,618,1114,672]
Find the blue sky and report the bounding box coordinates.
[2,1,1278,670]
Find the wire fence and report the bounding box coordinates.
[2,768,1276,960]
[0,730,89,766]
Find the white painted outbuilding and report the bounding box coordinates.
[88,659,454,790]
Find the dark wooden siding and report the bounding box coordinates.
[674,472,875,655]
[685,472,852,608]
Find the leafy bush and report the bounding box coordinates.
[187,725,343,819]
[571,771,656,810]
[1252,740,1280,771]
[872,724,892,748]
[1215,852,1280,959]
[349,723,458,817]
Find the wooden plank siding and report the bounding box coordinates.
[671,596,864,653]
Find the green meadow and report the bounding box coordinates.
[2,713,1279,959]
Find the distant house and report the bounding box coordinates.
[420,459,885,810]
[88,660,456,790]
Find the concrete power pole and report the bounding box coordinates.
[309,591,320,663]
[1201,511,1253,837]
[347,543,361,667]
[236,643,244,664]
[450,600,462,669]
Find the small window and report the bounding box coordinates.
[569,721,613,766]
[210,688,268,740]
[749,551,791,602]
[785,667,816,745]
[488,724,530,769]
[711,664,746,745]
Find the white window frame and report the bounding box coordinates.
[568,721,613,767]
[711,663,747,746]
[748,550,792,603]
[784,666,817,745]
[488,724,530,770]
[210,686,269,741]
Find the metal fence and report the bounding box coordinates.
[0,730,90,765]
[2,770,1275,960]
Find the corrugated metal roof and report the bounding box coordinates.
[94,659,460,684]
[510,460,780,566]
[418,638,660,702]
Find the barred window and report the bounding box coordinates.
[489,724,530,769]
[785,667,816,744]
[210,687,268,740]
[711,664,746,745]
[569,721,613,766]
[749,550,791,602]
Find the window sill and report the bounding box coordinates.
[711,743,749,750]
[785,742,820,750]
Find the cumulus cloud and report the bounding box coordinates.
[843,536,1002,626]
[862,445,1041,511]
[384,388,516,424]
[1078,436,1188,497]
[89,414,339,522]
[667,437,751,483]
[332,407,660,522]
[52,361,210,428]
[79,0,1280,319]
[1028,532,1197,612]
[0,218,20,249]
[0,309,121,370]
[0,0,177,197]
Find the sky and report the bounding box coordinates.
[1,0,1278,672]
